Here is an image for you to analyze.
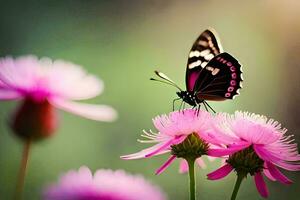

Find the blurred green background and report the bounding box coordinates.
[0,0,299,199]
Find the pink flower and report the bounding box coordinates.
[207,111,300,198]
[44,166,167,200]
[122,109,219,175]
[0,55,117,139]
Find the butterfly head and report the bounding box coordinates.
[176,91,200,107]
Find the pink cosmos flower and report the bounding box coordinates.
[122,109,220,175]
[0,55,117,139]
[44,166,167,200]
[207,111,300,198]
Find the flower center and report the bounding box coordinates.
[171,133,209,160]
[227,146,264,176]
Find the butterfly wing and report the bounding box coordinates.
[186,29,223,92]
[193,52,243,101]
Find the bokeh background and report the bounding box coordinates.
[0,0,299,199]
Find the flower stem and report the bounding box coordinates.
[187,158,196,200]
[231,173,244,200]
[15,140,31,200]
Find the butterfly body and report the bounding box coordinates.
[176,91,203,107]
[151,28,243,112]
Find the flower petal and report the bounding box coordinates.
[208,142,251,157]
[121,143,170,160]
[145,140,173,158]
[263,168,276,181]
[253,145,300,171]
[50,98,117,122]
[0,89,21,100]
[253,144,280,162]
[266,162,292,185]
[207,164,233,180]
[272,161,300,171]
[179,160,188,173]
[254,172,269,198]
[46,59,104,100]
[196,158,207,169]
[155,155,176,175]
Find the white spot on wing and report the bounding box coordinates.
[189,50,201,58]
[199,49,210,56]
[200,61,208,68]
[188,60,202,69]
[204,53,214,61]
[212,68,220,75]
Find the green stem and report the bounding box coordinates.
[187,158,196,200]
[14,140,31,200]
[230,173,244,200]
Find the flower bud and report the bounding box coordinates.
[171,133,209,161]
[11,98,57,141]
[227,146,264,176]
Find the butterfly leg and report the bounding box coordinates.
[182,102,186,114]
[172,98,181,111]
[192,106,197,115]
[203,102,209,112]
[178,100,184,112]
[197,104,201,116]
[204,101,216,113]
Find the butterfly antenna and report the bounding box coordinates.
[150,78,181,89]
[151,70,183,91]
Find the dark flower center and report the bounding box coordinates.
[171,133,209,161]
[227,146,264,176]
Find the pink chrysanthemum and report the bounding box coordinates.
[122,109,219,175]
[44,166,166,200]
[207,111,300,198]
[0,55,117,139]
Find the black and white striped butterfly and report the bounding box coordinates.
[151,28,243,112]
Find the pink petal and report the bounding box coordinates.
[254,146,300,171]
[208,142,251,157]
[254,172,269,198]
[0,89,21,100]
[263,162,276,181]
[266,162,292,185]
[179,160,188,174]
[155,155,176,175]
[272,161,300,171]
[121,143,170,160]
[253,144,280,162]
[50,98,117,122]
[263,169,276,181]
[196,158,206,169]
[207,164,233,180]
[145,140,173,158]
[54,74,103,101]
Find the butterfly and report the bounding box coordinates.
[151,28,243,112]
